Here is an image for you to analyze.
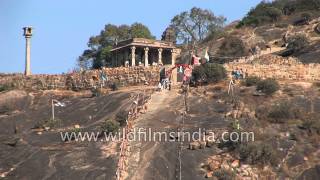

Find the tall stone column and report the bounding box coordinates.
[131,46,136,67]
[25,37,31,75]
[144,47,149,67]
[171,49,177,66]
[170,48,181,85]
[158,48,163,65]
[23,27,33,76]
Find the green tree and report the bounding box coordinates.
[170,7,226,43]
[78,23,155,69]
[130,23,155,39]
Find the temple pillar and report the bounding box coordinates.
[144,47,149,67]
[158,48,163,65]
[131,46,136,66]
[171,49,177,66]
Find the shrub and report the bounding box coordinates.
[256,78,280,95]
[216,36,248,63]
[34,118,61,129]
[242,76,261,87]
[286,34,309,53]
[101,120,120,134]
[192,63,227,84]
[213,169,236,180]
[238,142,278,166]
[115,110,128,126]
[110,82,119,91]
[0,84,12,92]
[203,63,227,83]
[268,102,292,123]
[300,12,312,22]
[300,114,320,135]
[0,105,11,114]
[192,65,206,83]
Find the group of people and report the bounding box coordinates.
[158,77,171,91]
[231,68,246,80]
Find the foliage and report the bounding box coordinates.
[242,76,261,87]
[300,113,320,135]
[237,0,320,27]
[115,110,128,126]
[0,84,12,92]
[213,169,236,180]
[170,7,226,43]
[78,23,155,69]
[101,120,120,134]
[192,63,227,83]
[256,78,280,95]
[216,36,248,63]
[268,102,298,123]
[34,118,61,129]
[286,34,309,53]
[237,2,282,27]
[110,82,119,91]
[238,142,278,166]
[300,12,313,22]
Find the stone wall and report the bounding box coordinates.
[0,66,160,90]
[224,55,320,81]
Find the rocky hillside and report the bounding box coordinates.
[197,0,320,65]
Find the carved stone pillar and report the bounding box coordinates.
[144,47,149,67]
[171,49,177,66]
[170,48,181,85]
[158,48,163,65]
[131,46,136,66]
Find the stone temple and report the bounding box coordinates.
[109,38,181,67]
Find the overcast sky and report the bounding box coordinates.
[0,0,262,74]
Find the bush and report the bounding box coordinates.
[238,142,278,166]
[242,76,261,87]
[110,82,119,91]
[287,34,309,53]
[300,114,320,135]
[300,12,312,22]
[256,78,280,95]
[192,63,227,84]
[213,169,235,180]
[268,102,292,123]
[0,84,12,92]
[101,120,120,134]
[216,36,248,63]
[203,63,227,83]
[115,110,128,126]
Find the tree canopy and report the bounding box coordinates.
[170,7,226,44]
[78,23,155,69]
[237,0,320,28]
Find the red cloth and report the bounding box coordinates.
[192,55,200,65]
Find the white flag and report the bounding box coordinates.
[53,100,66,107]
[204,49,210,62]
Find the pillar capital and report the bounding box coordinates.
[131,46,136,51]
[144,47,149,51]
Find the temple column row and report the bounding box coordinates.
[130,46,178,67]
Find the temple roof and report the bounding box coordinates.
[110,38,177,51]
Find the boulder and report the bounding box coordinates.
[231,160,240,168]
[205,171,213,178]
[199,141,206,149]
[189,141,200,150]
[208,160,220,171]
